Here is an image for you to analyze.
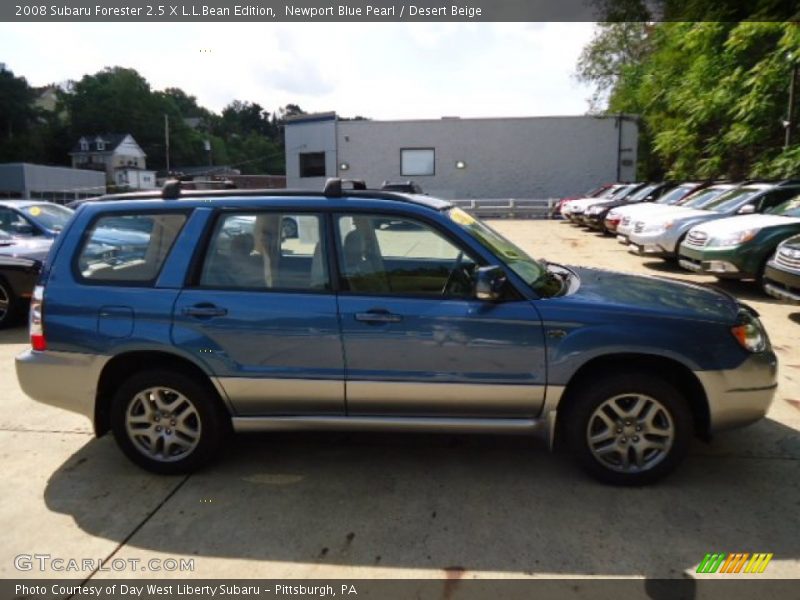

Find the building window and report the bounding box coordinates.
[79,138,89,152]
[299,152,326,178]
[401,148,435,176]
[96,141,105,151]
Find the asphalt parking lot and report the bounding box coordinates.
[1,219,798,585]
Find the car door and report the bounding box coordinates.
[172,210,345,416]
[334,213,547,418]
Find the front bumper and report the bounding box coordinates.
[763,261,800,303]
[627,231,676,258]
[678,245,750,278]
[15,350,109,421]
[694,351,778,433]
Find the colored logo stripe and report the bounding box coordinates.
[697,553,773,574]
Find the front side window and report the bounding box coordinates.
[77,213,187,283]
[401,148,435,176]
[336,214,476,297]
[299,152,326,178]
[200,213,329,291]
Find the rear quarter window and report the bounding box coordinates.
[75,212,187,285]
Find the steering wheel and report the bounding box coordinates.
[442,251,468,295]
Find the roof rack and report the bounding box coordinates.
[86,177,450,210]
[323,178,367,197]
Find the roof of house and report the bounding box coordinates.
[70,133,130,154]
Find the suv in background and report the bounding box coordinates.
[16,179,777,485]
[678,195,800,285]
[763,234,800,303]
[628,181,800,260]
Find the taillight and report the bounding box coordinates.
[29,285,46,351]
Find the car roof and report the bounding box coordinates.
[76,178,454,212]
[0,199,51,209]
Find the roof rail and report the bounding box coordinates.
[162,179,181,199]
[323,178,367,198]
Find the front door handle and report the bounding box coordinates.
[355,310,403,324]
[182,304,228,318]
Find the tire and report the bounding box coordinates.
[0,278,19,329]
[562,372,692,486]
[110,370,227,474]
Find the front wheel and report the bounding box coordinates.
[111,370,227,474]
[563,372,692,485]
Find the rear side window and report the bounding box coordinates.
[76,213,187,284]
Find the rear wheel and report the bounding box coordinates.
[111,370,227,474]
[563,372,692,485]
[0,279,18,329]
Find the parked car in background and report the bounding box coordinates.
[763,234,800,303]
[0,200,74,238]
[0,231,49,328]
[614,183,736,244]
[560,183,634,221]
[380,180,424,194]
[605,181,708,234]
[678,195,800,284]
[627,181,800,260]
[15,179,778,485]
[582,182,675,231]
[553,183,615,218]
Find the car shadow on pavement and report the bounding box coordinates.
[788,312,800,325]
[0,325,28,344]
[43,418,800,579]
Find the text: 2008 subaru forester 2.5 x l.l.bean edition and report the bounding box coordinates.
[15,179,778,485]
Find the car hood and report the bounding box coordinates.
[0,237,52,262]
[565,266,739,323]
[692,214,800,236]
[611,203,675,218]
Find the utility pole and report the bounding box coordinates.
[164,114,171,173]
[786,59,797,149]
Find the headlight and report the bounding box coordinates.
[708,229,759,248]
[731,310,767,353]
[642,219,674,233]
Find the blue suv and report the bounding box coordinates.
[15,179,778,485]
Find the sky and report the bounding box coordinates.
[0,22,598,120]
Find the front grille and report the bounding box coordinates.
[685,230,708,247]
[776,247,800,271]
[633,222,644,233]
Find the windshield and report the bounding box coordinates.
[22,204,73,231]
[657,184,695,205]
[448,207,556,295]
[679,187,731,209]
[767,195,800,217]
[610,184,637,199]
[703,188,763,213]
[627,184,658,202]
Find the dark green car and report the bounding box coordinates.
[677,195,800,284]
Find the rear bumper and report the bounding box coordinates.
[694,352,778,433]
[15,349,109,421]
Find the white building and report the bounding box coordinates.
[69,133,157,190]
[285,113,639,199]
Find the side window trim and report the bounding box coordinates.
[71,210,190,287]
[332,211,482,299]
[192,208,333,294]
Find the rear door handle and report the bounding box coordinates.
[355,310,403,324]
[182,304,228,318]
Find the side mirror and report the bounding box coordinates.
[737,204,756,215]
[475,266,507,301]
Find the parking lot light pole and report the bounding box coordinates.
[785,52,797,149]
